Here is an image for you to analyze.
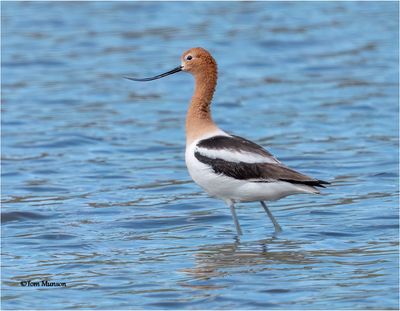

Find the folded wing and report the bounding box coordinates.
[195,135,329,188]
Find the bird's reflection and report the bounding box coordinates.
[179,236,318,286]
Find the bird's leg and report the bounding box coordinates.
[228,201,242,235]
[260,201,282,233]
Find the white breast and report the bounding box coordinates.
[185,130,233,199]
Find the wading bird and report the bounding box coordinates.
[126,47,329,235]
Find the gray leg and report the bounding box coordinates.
[228,202,242,235]
[260,201,282,232]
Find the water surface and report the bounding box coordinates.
[1,2,399,309]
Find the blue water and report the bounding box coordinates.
[1,1,399,309]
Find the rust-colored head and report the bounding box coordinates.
[124,47,217,82]
[181,47,217,76]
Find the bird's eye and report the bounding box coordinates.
[186,55,193,61]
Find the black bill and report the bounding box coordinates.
[124,66,182,82]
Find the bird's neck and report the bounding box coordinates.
[186,69,219,145]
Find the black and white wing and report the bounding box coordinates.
[194,135,329,188]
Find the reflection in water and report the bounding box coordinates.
[180,237,317,282]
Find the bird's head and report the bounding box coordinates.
[125,47,216,82]
[180,47,217,76]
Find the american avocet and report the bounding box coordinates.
[126,47,329,235]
